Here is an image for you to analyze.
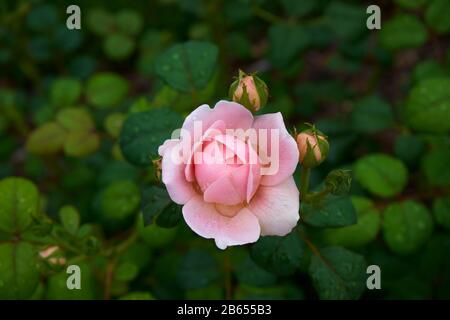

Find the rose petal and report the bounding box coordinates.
[180,104,211,142]
[203,174,242,206]
[248,176,300,236]
[252,112,299,186]
[209,100,254,130]
[160,141,196,205]
[158,139,180,157]
[183,195,261,249]
[184,120,226,182]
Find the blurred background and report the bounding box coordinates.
[0,0,450,300]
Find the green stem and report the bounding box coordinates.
[300,166,311,201]
[304,187,330,203]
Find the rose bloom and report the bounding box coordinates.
[158,100,300,249]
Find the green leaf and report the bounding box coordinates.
[100,180,140,221]
[98,161,139,187]
[46,262,99,299]
[104,112,125,138]
[138,216,178,248]
[351,95,394,133]
[404,77,450,133]
[140,185,170,224]
[421,146,450,187]
[325,1,367,42]
[235,254,277,287]
[177,250,219,290]
[50,77,82,107]
[322,197,381,248]
[354,153,408,198]
[426,0,450,34]
[140,185,182,228]
[59,205,80,235]
[103,33,135,61]
[86,73,129,108]
[114,261,139,282]
[379,14,428,51]
[155,41,218,93]
[308,246,367,300]
[26,4,58,32]
[433,197,450,230]
[251,232,303,276]
[302,195,357,228]
[268,25,309,68]
[26,122,67,155]
[86,8,115,36]
[115,9,143,35]
[119,109,182,166]
[0,242,40,299]
[413,59,447,82]
[63,131,100,157]
[382,201,434,255]
[394,134,425,165]
[56,108,95,132]
[157,203,182,228]
[0,177,39,234]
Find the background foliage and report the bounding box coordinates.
[0,0,450,300]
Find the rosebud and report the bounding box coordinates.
[296,128,329,168]
[325,169,352,196]
[229,70,268,112]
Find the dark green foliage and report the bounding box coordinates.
[0,0,449,301]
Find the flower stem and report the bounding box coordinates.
[304,187,330,203]
[300,166,311,201]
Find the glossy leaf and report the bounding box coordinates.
[309,246,367,300]
[119,109,182,166]
[0,177,39,234]
[354,153,408,198]
[251,232,303,276]
[155,41,218,93]
[382,201,434,255]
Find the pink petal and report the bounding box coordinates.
[248,176,300,236]
[180,101,253,144]
[246,143,262,202]
[252,112,299,186]
[180,104,211,142]
[184,120,226,182]
[203,174,242,206]
[183,196,261,249]
[208,100,254,130]
[158,139,180,156]
[160,142,196,205]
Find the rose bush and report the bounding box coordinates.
[158,100,300,249]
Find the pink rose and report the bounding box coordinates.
[158,100,300,249]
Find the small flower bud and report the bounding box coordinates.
[229,70,268,112]
[296,128,329,168]
[325,169,352,196]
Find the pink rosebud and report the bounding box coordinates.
[296,128,329,168]
[229,70,268,112]
[158,100,300,249]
